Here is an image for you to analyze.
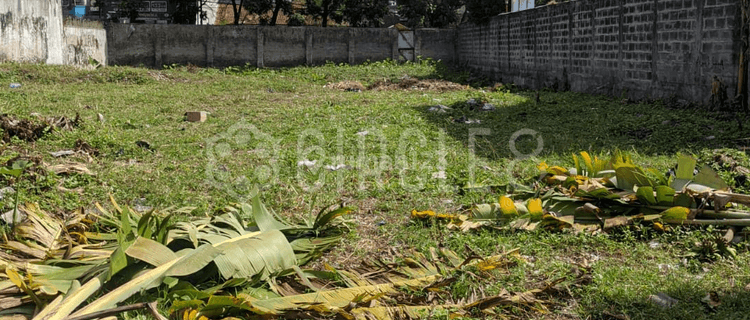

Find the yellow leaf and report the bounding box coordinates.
[653,222,668,232]
[527,199,544,221]
[547,166,568,175]
[411,210,455,220]
[411,210,436,219]
[499,196,517,217]
[6,268,27,292]
[476,257,503,271]
[661,206,690,221]
[537,162,549,171]
[580,151,594,175]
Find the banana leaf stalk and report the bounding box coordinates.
[664,219,750,226]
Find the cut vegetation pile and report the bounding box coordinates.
[0,114,80,143]
[325,77,468,92]
[0,193,352,320]
[416,152,750,234]
[0,195,593,320]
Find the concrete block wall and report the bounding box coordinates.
[107,24,456,68]
[63,25,107,66]
[417,28,458,63]
[458,0,744,103]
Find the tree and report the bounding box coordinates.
[268,0,294,26]
[240,0,294,26]
[117,0,144,22]
[305,0,345,27]
[398,0,464,28]
[172,0,206,24]
[464,0,505,25]
[230,0,246,24]
[342,0,389,27]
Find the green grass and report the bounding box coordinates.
[2,59,750,319]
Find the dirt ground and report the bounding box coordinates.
[326,78,469,93]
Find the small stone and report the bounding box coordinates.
[97,113,105,123]
[324,164,349,171]
[297,159,317,168]
[480,103,496,111]
[135,140,152,150]
[49,150,76,157]
[1,209,26,225]
[427,105,451,113]
[185,111,208,122]
[0,187,15,201]
[649,292,678,309]
[133,198,153,212]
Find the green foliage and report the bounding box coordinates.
[398,0,464,28]
[305,0,345,27]
[243,0,294,26]
[464,0,506,25]
[287,13,306,26]
[342,0,390,27]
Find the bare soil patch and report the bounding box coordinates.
[368,77,469,92]
[325,78,469,92]
[324,80,366,92]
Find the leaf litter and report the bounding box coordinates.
[0,114,80,143]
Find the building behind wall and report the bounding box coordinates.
[62,0,199,24]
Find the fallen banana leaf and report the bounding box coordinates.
[69,244,221,317]
[416,153,750,234]
[5,192,349,320]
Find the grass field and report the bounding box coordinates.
[2,60,750,319]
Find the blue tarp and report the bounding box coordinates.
[69,5,86,18]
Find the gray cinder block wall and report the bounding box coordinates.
[458,0,745,103]
[106,24,457,68]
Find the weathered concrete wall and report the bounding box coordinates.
[63,25,107,66]
[107,24,456,68]
[416,28,457,64]
[458,0,743,103]
[0,0,64,64]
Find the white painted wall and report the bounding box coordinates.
[0,0,65,64]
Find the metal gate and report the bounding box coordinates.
[398,30,415,62]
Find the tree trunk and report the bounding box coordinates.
[321,1,329,27]
[270,0,282,26]
[231,0,244,24]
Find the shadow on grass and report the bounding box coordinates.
[413,90,750,161]
[579,283,750,320]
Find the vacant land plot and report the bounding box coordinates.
[2,60,750,319]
